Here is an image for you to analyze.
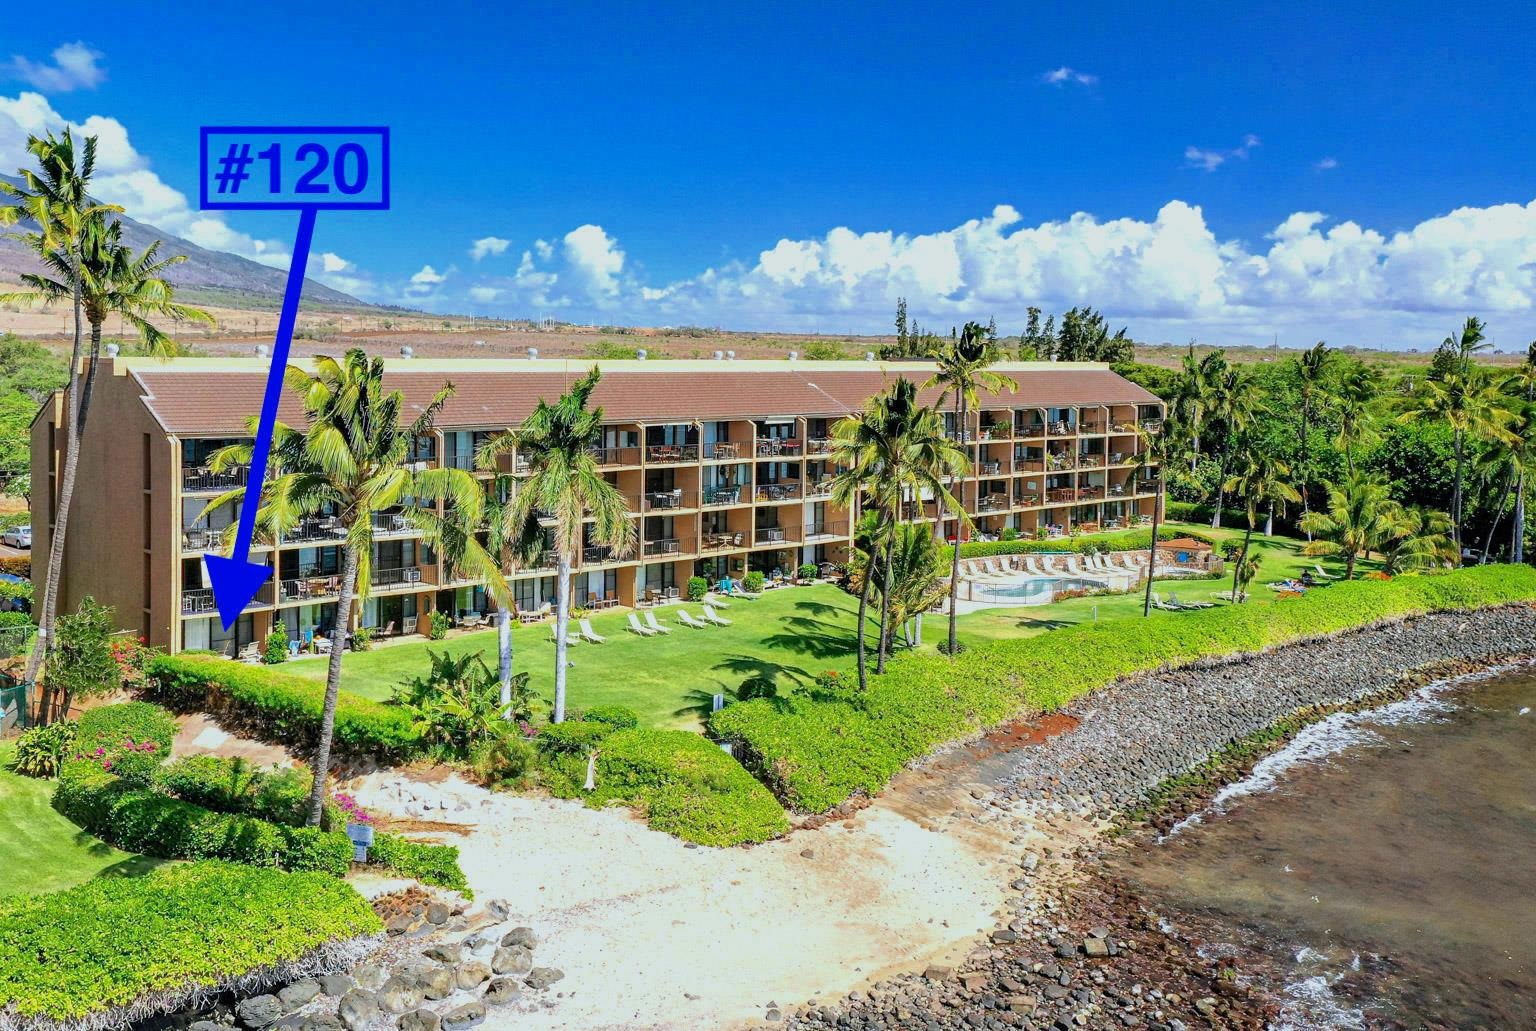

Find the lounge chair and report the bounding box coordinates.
[1213,589,1248,603]
[578,618,606,643]
[677,609,710,629]
[708,595,730,608]
[644,610,673,634]
[1150,592,1184,612]
[702,604,732,626]
[1313,564,1340,580]
[549,626,582,645]
[627,612,657,636]
[1168,592,1213,609]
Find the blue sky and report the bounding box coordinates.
[3,2,1535,348]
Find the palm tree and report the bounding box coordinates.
[830,411,894,691]
[1128,419,1185,616]
[1222,441,1299,602]
[204,349,493,823]
[476,367,634,723]
[1204,365,1262,527]
[1300,471,1423,579]
[1502,344,1536,563]
[1379,506,1457,575]
[850,522,947,648]
[0,130,121,699]
[1331,362,1383,476]
[1172,345,1223,474]
[924,321,1017,655]
[1293,341,1335,536]
[1398,366,1515,557]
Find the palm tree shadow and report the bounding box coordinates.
[1010,616,1075,631]
[96,855,167,879]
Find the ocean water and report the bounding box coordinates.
[1115,665,1536,1029]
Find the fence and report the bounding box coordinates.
[0,623,37,733]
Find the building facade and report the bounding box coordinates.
[31,356,1164,654]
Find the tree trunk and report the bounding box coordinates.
[1264,501,1275,537]
[22,243,88,707]
[1481,472,1515,565]
[1299,402,1312,540]
[1142,484,1163,617]
[1514,470,1526,564]
[946,394,965,654]
[1451,429,1465,559]
[306,543,359,826]
[1346,550,1358,580]
[1209,443,1228,528]
[79,317,104,432]
[1233,521,1254,603]
[552,553,573,723]
[496,605,514,716]
[875,533,895,673]
[854,554,873,691]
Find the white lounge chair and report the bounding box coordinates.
[1313,564,1340,580]
[1150,592,1183,612]
[578,618,606,643]
[627,612,657,636]
[644,610,673,635]
[1168,592,1213,609]
[677,609,710,629]
[549,626,582,645]
[702,604,732,626]
[1023,555,1044,576]
[1064,554,1083,574]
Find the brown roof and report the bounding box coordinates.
[125,359,1161,437]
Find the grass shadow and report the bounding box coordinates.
[96,854,168,879]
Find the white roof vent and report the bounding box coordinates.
[787,350,798,360]
[399,346,414,359]
[105,343,120,358]
[255,344,269,358]
[726,349,736,360]
[713,350,724,360]
[527,347,538,360]
[636,348,648,360]
[865,351,875,361]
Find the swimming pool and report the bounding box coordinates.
[969,576,1108,606]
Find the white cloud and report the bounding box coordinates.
[410,264,447,285]
[468,235,510,261]
[1185,134,1260,171]
[469,286,502,303]
[1315,156,1339,171]
[562,224,625,299]
[533,239,554,260]
[5,42,105,93]
[1041,66,1097,87]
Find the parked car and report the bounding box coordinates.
[2,525,31,548]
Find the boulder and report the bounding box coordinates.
[353,961,391,990]
[397,1009,441,1031]
[318,974,357,998]
[279,979,322,1010]
[499,927,538,949]
[456,960,492,990]
[300,1018,344,1031]
[423,943,462,965]
[426,902,453,925]
[441,1002,486,1031]
[491,945,532,976]
[337,990,380,1031]
[1083,937,1110,958]
[378,976,422,1014]
[417,965,456,1001]
[236,995,285,1028]
[483,979,521,1006]
[524,967,564,991]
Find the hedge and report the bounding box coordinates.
[539,721,788,846]
[143,653,420,760]
[710,565,1536,813]
[0,862,380,1031]
[54,763,352,876]
[76,702,177,754]
[370,833,471,896]
[951,526,1206,561]
[154,754,311,826]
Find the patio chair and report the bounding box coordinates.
[1150,592,1184,612]
[677,609,710,629]
[643,610,673,635]
[702,605,732,626]
[578,618,606,643]
[1313,564,1340,580]
[237,641,261,663]
[549,626,582,646]
[627,612,657,636]
[1168,592,1212,609]
[381,620,396,638]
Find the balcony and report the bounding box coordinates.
[702,485,745,507]
[703,441,745,461]
[646,443,699,463]
[518,549,559,572]
[181,527,224,552]
[754,438,803,458]
[1106,451,1130,466]
[976,493,1011,513]
[1015,490,1041,506]
[980,423,1013,441]
[1016,423,1046,438]
[582,544,617,565]
[371,565,436,590]
[282,517,345,544]
[803,520,848,541]
[978,460,1003,476]
[442,452,477,471]
[1046,488,1078,505]
[1047,422,1076,437]
[182,466,247,493]
[643,489,695,512]
[1079,421,1107,435]
[589,446,641,467]
[181,588,216,615]
[1078,454,1106,469]
[279,575,340,603]
[804,437,835,456]
[700,530,745,552]
[1078,486,1106,501]
[804,477,836,499]
[754,482,801,503]
[1111,421,1139,434]
[1046,454,1077,471]
[752,525,801,546]
[371,512,419,536]
[643,536,694,558]
[1140,419,1164,433]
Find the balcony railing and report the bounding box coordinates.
[279,576,340,603]
[589,446,641,467]
[1015,491,1041,506]
[1017,423,1046,438]
[1078,486,1106,501]
[643,489,695,511]
[643,536,692,557]
[980,423,1013,440]
[181,588,216,615]
[1141,419,1164,433]
[1046,454,1077,471]
[1079,422,1107,435]
[1106,452,1129,466]
[752,525,801,546]
[803,520,848,540]
[1047,422,1076,436]
[181,527,223,551]
[1046,488,1078,504]
[978,460,1002,476]
[700,530,745,552]
[182,466,247,493]
[804,478,835,498]
[805,437,835,456]
[582,544,616,564]
[443,452,476,471]
[754,438,803,458]
[282,517,345,543]
[371,512,418,535]
[1078,454,1105,469]
[371,566,430,588]
[754,482,801,502]
[519,549,558,572]
[646,444,699,463]
[1111,421,1139,433]
[703,441,745,461]
[977,494,1010,513]
[702,485,745,506]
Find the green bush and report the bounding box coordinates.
[428,610,450,640]
[370,833,470,895]
[540,721,788,846]
[797,562,817,581]
[154,755,311,826]
[264,624,289,664]
[583,704,640,730]
[686,575,708,601]
[74,701,176,787]
[533,720,610,756]
[0,862,380,1028]
[5,721,75,778]
[55,763,352,874]
[468,733,537,787]
[143,653,421,760]
[0,552,30,578]
[711,565,1536,813]
[743,570,766,593]
[951,526,1204,561]
[0,610,33,628]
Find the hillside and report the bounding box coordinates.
[0,173,363,310]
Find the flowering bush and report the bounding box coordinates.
[332,793,373,826]
[109,636,157,689]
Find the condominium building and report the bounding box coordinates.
[30,356,1164,654]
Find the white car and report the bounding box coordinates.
[2,525,31,548]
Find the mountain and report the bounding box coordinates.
[0,173,365,309]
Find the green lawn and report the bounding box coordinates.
[285,522,1363,730]
[0,745,163,897]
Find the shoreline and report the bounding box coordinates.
[783,604,1536,1030]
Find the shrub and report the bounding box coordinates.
[533,720,611,756]
[6,721,76,778]
[428,610,450,640]
[797,562,817,581]
[73,701,175,785]
[264,624,289,664]
[468,733,536,787]
[999,528,1019,541]
[541,724,788,846]
[143,653,421,761]
[54,763,352,874]
[743,570,766,593]
[369,833,470,895]
[154,755,311,826]
[0,610,32,628]
[393,650,534,755]
[686,575,708,601]
[0,862,380,1029]
[583,704,640,730]
[350,626,375,652]
[711,565,1536,813]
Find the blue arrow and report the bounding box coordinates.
[206,207,318,629]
